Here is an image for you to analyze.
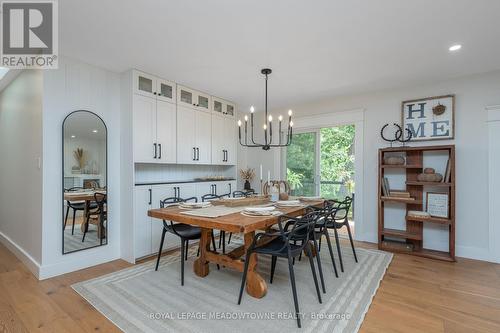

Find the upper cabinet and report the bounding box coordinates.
[177,85,211,112]
[212,97,235,118]
[133,70,176,104]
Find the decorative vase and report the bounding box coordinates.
[244,180,251,190]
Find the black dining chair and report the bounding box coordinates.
[64,187,97,235]
[321,196,356,272]
[237,212,323,328]
[155,196,218,285]
[82,192,107,243]
[201,193,230,253]
[232,190,247,198]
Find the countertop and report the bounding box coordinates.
[135,178,236,186]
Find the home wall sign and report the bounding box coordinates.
[401,94,455,141]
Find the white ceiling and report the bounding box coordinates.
[60,0,500,111]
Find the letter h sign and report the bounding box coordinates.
[401,95,455,141]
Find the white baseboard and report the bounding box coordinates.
[38,249,120,280]
[0,231,41,278]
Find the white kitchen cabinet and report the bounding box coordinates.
[134,187,153,258]
[216,180,236,196]
[211,113,237,165]
[133,95,176,164]
[177,105,212,164]
[177,85,212,113]
[134,70,176,103]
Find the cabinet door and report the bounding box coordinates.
[133,95,157,163]
[195,92,211,112]
[134,187,153,258]
[133,71,156,99]
[151,185,178,253]
[211,114,225,164]
[195,111,212,164]
[212,97,224,115]
[177,85,195,108]
[177,184,197,201]
[156,78,176,103]
[224,117,237,165]
[225,102,236,117]
[215,181,235,197]
[176,106,197,164]
[156,100,177,163]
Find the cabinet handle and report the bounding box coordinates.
[154,143,157,159]
[148,189,152,205]
[196,148,200,161]
[226,150,229,162]
[193,147,196,160]
[158,93,162,96]
[214,184,217,195]
[229,183,232,194]
[154,92,157,95]
[177,187,181,198]
[158,144,162,159]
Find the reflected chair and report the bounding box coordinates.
[237,212,323,328]
[154,196,218,285]
[64,187,97,235]
[82,192,107,244]
[322,196,356,272]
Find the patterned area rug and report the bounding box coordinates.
[73,242,392,332]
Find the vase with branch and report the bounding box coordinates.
[239,168,255,190]
[74,148,85,172]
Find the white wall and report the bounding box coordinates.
[40,56,122,279]
[244,70,500,262]
[0,70,43,276]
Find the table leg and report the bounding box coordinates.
[244,232,267,298]
[80,200,89,233]
[194,228,211,277]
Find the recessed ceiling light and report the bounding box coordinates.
[449,44,462,52]
[92,129,98,133]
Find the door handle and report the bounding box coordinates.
[148,188,152,205]
[158,144,162,159]
[154,143,157,159]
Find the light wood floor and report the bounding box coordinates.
[1,240,500,333]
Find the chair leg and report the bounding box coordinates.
[82,215,90,242]
[333,226,344,272]
[345,221,358,263]
[218,231,223,248]
[312,236,326,293]
[227,232,232,244]
[64,206,69,230]
[323,229,339,278]
[237,252,252,305]
[72,209,76,235]
[222,231,226,254]
[318,235,322,252]
[185,240,189,261]
[305,244,322,304]
[292,240,297,265]
[287,256,301,328]
[210,230,220,270]
[180,239,185,286]
[298,239,303,261]
[155,229,167,271]
[270,255,277,284]
[197,246,200,257]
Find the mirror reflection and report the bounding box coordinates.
[63,111,107,254]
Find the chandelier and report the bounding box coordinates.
[238,68,293,150]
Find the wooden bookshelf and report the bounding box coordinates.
[378,145,455,261]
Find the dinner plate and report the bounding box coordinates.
[179,202,211,209]
[299,196,323,201]
[275,200,301,206]
[243,206,275,213]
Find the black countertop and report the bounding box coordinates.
[135,178,236,186]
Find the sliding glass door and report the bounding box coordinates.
[285,125,355,201]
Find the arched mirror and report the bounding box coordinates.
[62,111,107,254]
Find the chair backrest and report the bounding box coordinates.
[160,196,197,208]
[232,190,247,198]
[278,211,318,246]
[201,193,223,202]
[93,192,107,215]
[327,196,352,221]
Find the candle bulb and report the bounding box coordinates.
[268,170,271,185]
[238,120,242,139]
[260,164,263,181]
[278,115,282,144]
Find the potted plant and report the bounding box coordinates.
[239,168,255,190]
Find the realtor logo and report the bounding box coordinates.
[1,0,58,68]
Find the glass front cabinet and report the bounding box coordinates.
[212,97,236,118]
[177,85,212,112]
[133,70,176,103]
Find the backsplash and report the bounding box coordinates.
[134,163,236,184]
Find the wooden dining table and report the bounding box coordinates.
[63,190,106,233]
[148,200,323,299]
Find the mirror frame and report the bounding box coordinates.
[62,110,108,255]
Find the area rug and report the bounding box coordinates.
[73,243,392,333]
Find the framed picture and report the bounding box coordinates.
[401,94,455,141]
[426,192,449,218]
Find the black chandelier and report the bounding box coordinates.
[238,68,293,150]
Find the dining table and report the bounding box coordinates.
[64,190,106,234]
[147,199,324,299]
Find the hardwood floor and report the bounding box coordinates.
[1,240,500,332]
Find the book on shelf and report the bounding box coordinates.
[381,196,416,202]
[390,190,411,198]
[443,158,451,183]
[381,177,390,196]
[407,210,431,218]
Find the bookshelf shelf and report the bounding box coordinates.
[378,145,456,262]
